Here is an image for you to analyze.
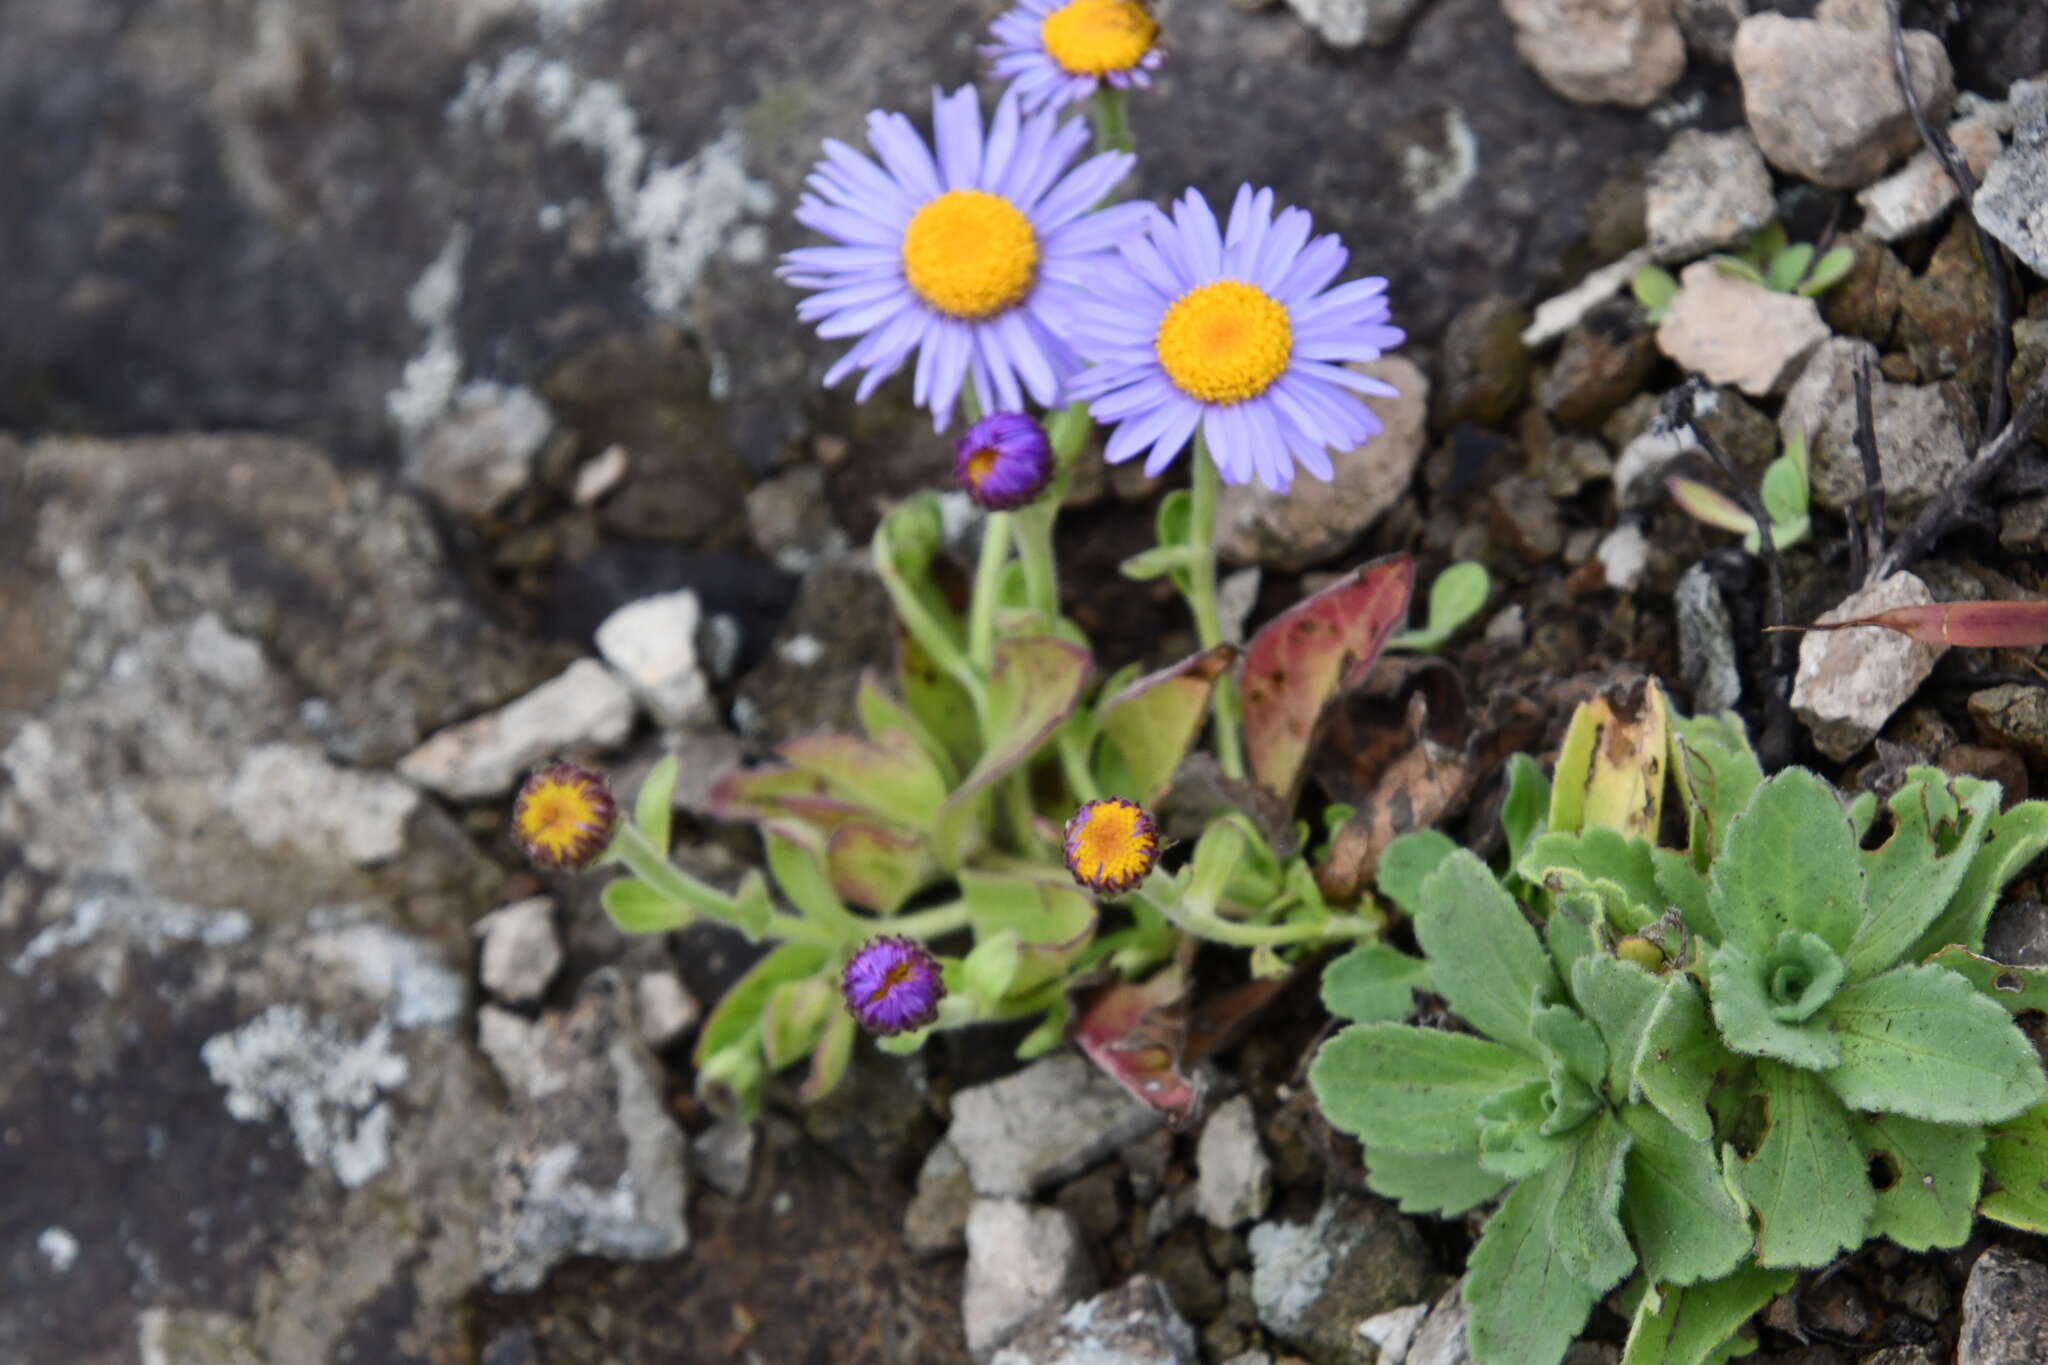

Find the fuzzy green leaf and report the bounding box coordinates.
[694,941,833,1067]
[762,975,834,1069]
[1501,752,1552,870]
[634,756,678,854]
[1533,1002,1609,1093]
[1546,892,1604,993]
[1521,827,1664,935]
[1653,847,1717,942]
[1843,769,1997,980]
[800,1006,856,1103]
[1096,644,1235,804]
[958,870,1097,998]
[1819,963,2047,1124]
[763,823,860,935]
[1479,1079,1585,1178]
[780,728,950,830]
[1391,560,1491,651]
[1705,940,1842,1071]
[1710,768,1865,957]
[1415,850,1559,1058]
[1620,1104,1752,1286]
[1926,946,2048,1012]
[1668,711,1763,871]
[1364,1147,1509,1216]
[1308,1021,1544,1154]
[1981,1097,2048,1232]
[1621,1266,1795,1365]
[1738,1061,1873,1267]
[826,822,937,913]
[1797,245,1856,297]
[1632,265,1680,315]
[1908,799,2048,960]
[1379,830,1460,916]
[1854,1110,1984,1250]
[1574,955,1721,1141]
[1553,1111,1637,1289]
[1321,942,1430,1024]
[1710,255,1767,286]
[600,877,692,935]
[957,930,1022,1010]
[946,635,1092,811]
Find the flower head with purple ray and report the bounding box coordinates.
[1070,185,1406,492]
[841,935,946,1036]
[780,86,1151,431]
[955,411,1055,510]
[982,0,1164,114]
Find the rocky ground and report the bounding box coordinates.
[8,0,2048,1362]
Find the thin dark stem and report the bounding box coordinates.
[1872,370,2048,581]
[1885,0,2012,435]
[1845,505,1867,585]
[1853,348,1887,579]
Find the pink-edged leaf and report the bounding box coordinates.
[1777,601,2048,648]
[707,765,864,829]
[899,625,981,774]
[857,671,958,784]
[1068,962,1205,1126]
[952,635,1093,804]
[801,1006,856,1103]
[1097,644,1239,805]
[1241,554,1416,805]
[959,870,1098,998]
[827,821,940,913]
[1667,476,1756,535]
[779,727,949,829]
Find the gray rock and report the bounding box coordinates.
[1217,356,1429,571]
[1486,474,1566,562]
[1437,294,1533,426]
[1283,0,1430,47]
[1779,337,1977,514]
[1539,299,1657,427]
[635,969,700,1049]
[1655,260,1829,397]
[947,1053,1164,1199]
[1975,78,2048,279]
[1247,1192,1439,1361]
[475,897,564,1005]
[595,590,716,729]
[1733,13,1955,188]
[906,1139,976,1257]
[477,970,691,1293]
[1646,129,1774,262]
[397,658,636,800]
[691,1119,757,1199]
[1359,1301,1434,1365]
[1195,1096,1273,1230]
[406,380,554,522]
[1499,0,1687,108]
[1859,115,2005,242]
[746,464,848,574]
[963,1199,1099,1360]
[1595,524,1650,592]
[1960,1246,2048,1365]
[1406,1285,1475,1365]
[989,1276,1201,1365]
[1791,572,1946,762]
[1969,685,2048,769]
[1677,563,1742,713]
[223,742,422,868]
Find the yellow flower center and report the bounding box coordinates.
[1154,280,1293,405]
[517,778,605,862]
[1040,0,1159,76]
[901,190,1039,320]
[1068,800,1158,891]
[963,445,1000,489]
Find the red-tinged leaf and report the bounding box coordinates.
[1068,961,1206,1126]
[1241,554,1415,805]
[826,821,939,913]
[706,765,863,828]
[1097,644,1239,804]
[779,728,949,828]
[1667,475,1755,535]
[1777,601,2048,648]
[952,635,1093,804]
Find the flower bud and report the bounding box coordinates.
[511,762,618,870]
[954,412,1055,511]
[1062,797,1161,896]
[841,935,946,1036]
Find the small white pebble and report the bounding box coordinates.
[37,1226,79,1273]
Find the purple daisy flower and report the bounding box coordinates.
[955,412,1055,510]
[780,87,1151,431]
[841,935,946,1036]
[1070,185,1407,493]
[982,0,1165,115]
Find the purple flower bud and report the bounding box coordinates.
[840,935,946,1036]
[954,412,1055,511]
[512,763,618,870]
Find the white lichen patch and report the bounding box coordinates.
[449,51,773,318]
[12,889,251,976]
[200,1004,410,1188]
[299,916,466,1029]
[224,744,421,867]
[775,634,825,669]
[1399,105,1478,215]
[386,226,471,440]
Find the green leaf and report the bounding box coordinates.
[897,626,980,776]
[1501,752,1552,870]
[1118,543,1199,582]
[780,728,949,830]
[1465,1127,1625,1365]
[1414,849,1559,1057]
[1668,711,1763,871]
[1532,1002,1608,1093]
[1766,242,1813,293]
[959,870,1097,998]
[694,941,833,1067]
[1843,769,1997,980]
[729,869,773,939]
[762,975,834,1069]
[1704,940,1842,1070]
[1981,1097,2048,1232]
[1308,1021,1544,1154]
[1390,560,1491,651]
[1633,265,1680,315]
[1378,829,1459,916]
[1573,955,1722,1141]
[1669,477,1757,537]
[600,877,692,934]
[1015,1001,1068,1060]
[1552,1111,1636,1290]
[1622,1266,1796,1365]
[1520,827,1663,935]
[957,930,1022,1009]
[1546,891,1603,989]
[635,757,678,854]
[1759,459,1805,529]
[1709,768,1865,957]
[857,672,957,785]
[800,1006,856,1103]
[1653,847,1717,942]
[1479,1078,1586,1178]
[1737,1061,1873,1267]
[1796,245,1856,297]
[826,822,938,914]
[1853,1110,1984,1250]
[1363,1147,1509,1216]
[1095,644,1236,804]
[763,823,859,934]
[1710,255,1767,286]
[1620,1104,1752,1286]
[1321,942,1430,1023]
[1908,799,2048,960]
[946,635,1092,809]
[1926,946,2048,1012]
[1819,962,2047,1124]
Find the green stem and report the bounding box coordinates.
[611,822,838,946]
[1087,88,1133,156]
[889,898,971,941]
[1132,887,1375,948]
[967,511,1014,670]
[872,532,990,722]
[1185,432,1245,779]
[1012,504,1057,618]
[1057,724,1102,803]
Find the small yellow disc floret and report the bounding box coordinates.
[1154,279,1293,405]
[1040,0,1159,76]
[902,190,1039,320]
